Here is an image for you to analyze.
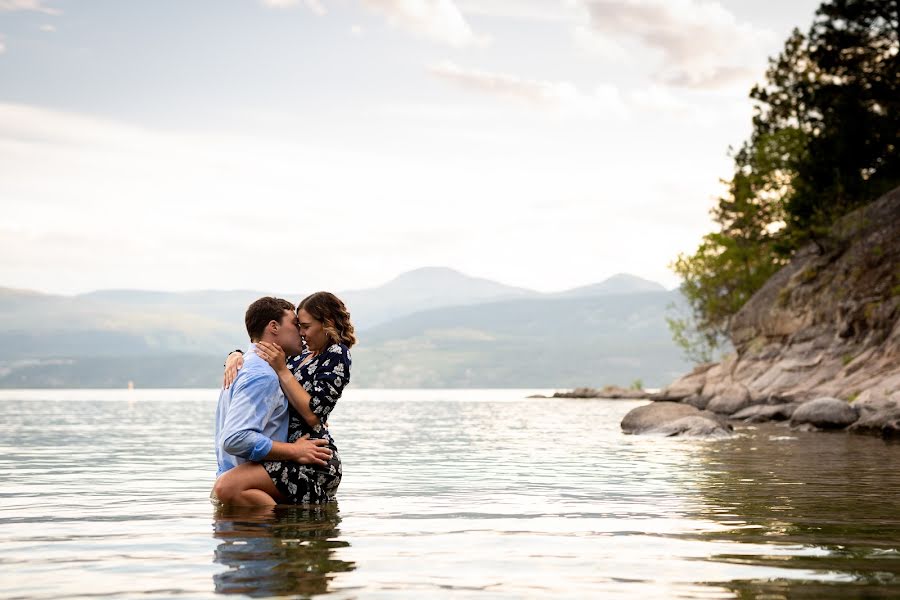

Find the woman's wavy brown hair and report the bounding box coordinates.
[297,291,357,348]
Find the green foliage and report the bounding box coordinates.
[669,0,900,362]
[630,379,644,391]
[754,1,900,251]
[665,303,722,364]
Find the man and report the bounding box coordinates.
[212,296,332,505]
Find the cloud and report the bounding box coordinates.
[455,0,580,22]
[260,0,325,13]
[260,0,480,43]
[0,104,335,292]
[1,102,563,293]
[573,23,629,60]
[0,36,5,55]
[39,23,56,32]
[362,0,486,47]
[304,0,326,14]
[629,84,690,114]
[428,60,626,118]
[0,0,60,14]
[420,65,728,124]
[579,0,773,89]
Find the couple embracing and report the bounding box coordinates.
[212,292,355,506]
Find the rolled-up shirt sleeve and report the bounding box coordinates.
[221,372,280,461]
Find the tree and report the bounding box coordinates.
[758,1,900,250]
[669,0,900,362]
[669,129,799,356]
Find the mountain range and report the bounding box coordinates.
[0,268,690,388]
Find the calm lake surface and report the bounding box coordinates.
[2,389,899,599]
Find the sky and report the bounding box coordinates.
[0,0,823,295]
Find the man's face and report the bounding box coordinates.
[274,309,303,355]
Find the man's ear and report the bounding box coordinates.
[266,319,279,335]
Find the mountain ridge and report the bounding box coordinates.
[0,268,671,329]
[0,268,687,388]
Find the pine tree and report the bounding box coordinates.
[669,0,900,362]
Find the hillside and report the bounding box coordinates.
[554,273,666,298]
[339,267,539,327]
[0,270,689,388]
[352,291,690,388]
[659,187,900,432]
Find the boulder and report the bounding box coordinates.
[700,362,731,398]
[847,399,900,436]
[657,364,714,400]
[648,415,733,438]
[706,384,752,415]
[852,393,899,417]
[682,394,710,409]
[790,396,859,429]
[731,403,799,423]
[697,410,733,429]
[621,402,700,434]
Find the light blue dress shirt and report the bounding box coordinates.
[215,346,289,477]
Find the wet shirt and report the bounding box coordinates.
[214,347,289,477]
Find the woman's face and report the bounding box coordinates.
[297,308,328,353]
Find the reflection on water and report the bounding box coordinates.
[212,504,354,597]
[1,389,899,598]
[685,424,900,599]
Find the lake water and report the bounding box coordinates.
[1,389,899,599]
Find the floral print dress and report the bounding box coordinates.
[263,343,350,504]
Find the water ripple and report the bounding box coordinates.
[1,389,899,598]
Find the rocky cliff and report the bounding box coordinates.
[657,186,900,437]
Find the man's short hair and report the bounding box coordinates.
[245,296,295,341]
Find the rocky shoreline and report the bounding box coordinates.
[530,386,654,400]
[623,188,900,440]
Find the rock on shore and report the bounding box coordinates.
[789,396,859,429]
[650,187,900,438]
[621,401,732,437]
[549,386,652,399]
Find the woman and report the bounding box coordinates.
[216,291,355,505]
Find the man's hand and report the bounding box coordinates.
[291,434,332,467]
[223,352,244,389]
